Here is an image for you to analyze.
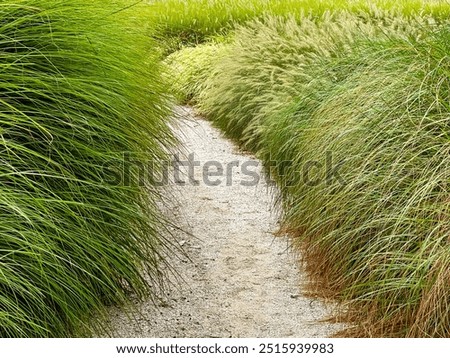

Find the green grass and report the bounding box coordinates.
[148,0,450,52]
[0,0,173,337]
[166,9,450,337]
[164,42,229,103]
[263,28,450,337]
[195,12,432,150]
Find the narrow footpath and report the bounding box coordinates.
[107,107,341,337]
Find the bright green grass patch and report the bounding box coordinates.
[0,0,173,337]
[148,0,450,51]
[167,11,450,337]
[165,42,230,103]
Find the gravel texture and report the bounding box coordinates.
[105,106,341,338]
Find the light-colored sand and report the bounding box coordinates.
[106,106,341,337]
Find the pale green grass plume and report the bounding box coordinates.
[197,13,434,149]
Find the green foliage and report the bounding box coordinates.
[165,42,229,103]
[167,10,450,337]
[265,29,450,337]
[0,0,173,337]
[197,12,432,149]
[148,0,450,51]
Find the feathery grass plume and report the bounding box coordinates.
[148,0,450,52]
[0,0,173,337]
[196,12,432,151]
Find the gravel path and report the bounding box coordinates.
[106,106,341,338]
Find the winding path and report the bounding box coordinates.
[107,107,340,337]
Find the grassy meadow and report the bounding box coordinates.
[161,0,450,337]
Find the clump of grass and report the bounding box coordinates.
[149,0,450,52]
[196,12,431,150]
[0,0,173,337]
[167,8,450,337]
[165,42,229,103]
[275,28,450,337]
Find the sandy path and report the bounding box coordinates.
[106,106,340,337]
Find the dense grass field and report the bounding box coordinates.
[0,0,173,337]
[149,0,450,52]
[162,1,450,337]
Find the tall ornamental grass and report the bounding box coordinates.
[148,0,450,51]
[164,42,229,103]
[0,0,173,337]
[274,28,450,337]
[167,11,449,336]
[196,13,432,150]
